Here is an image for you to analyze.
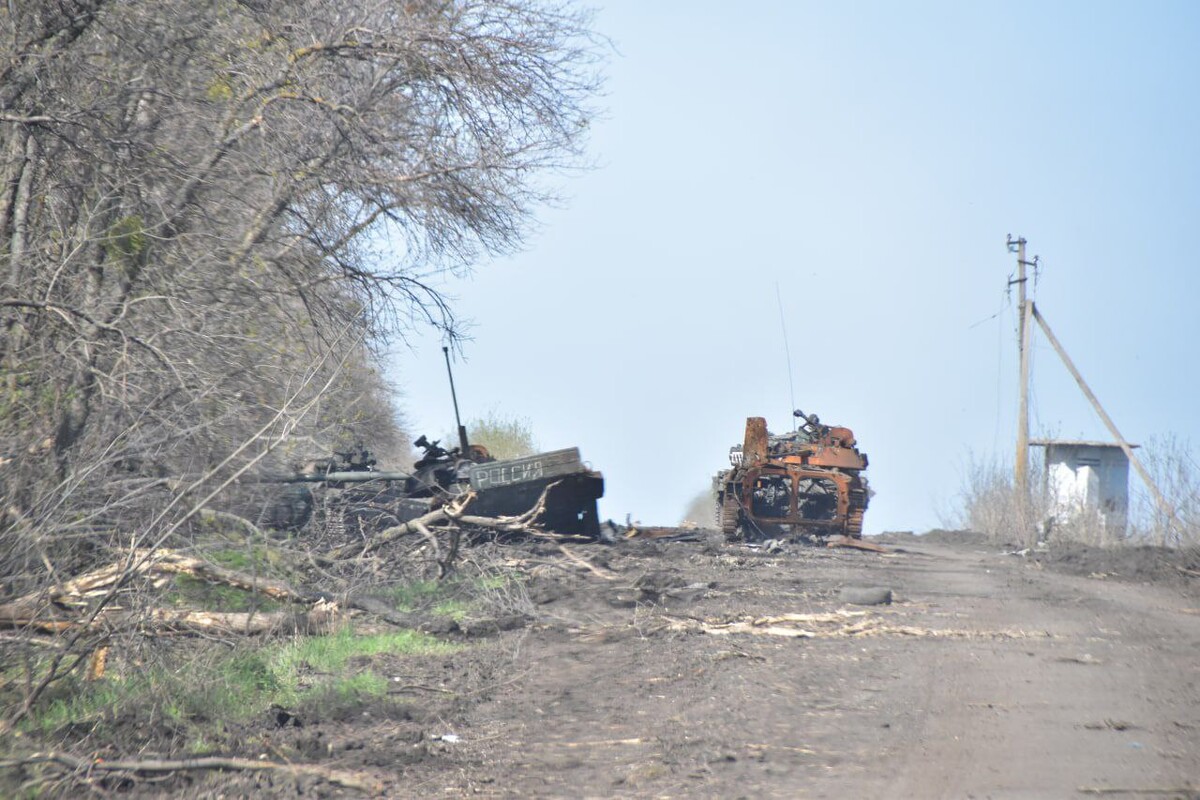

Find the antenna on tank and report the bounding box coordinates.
[442,345,469,453]
[776,282,797,431]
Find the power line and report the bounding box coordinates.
[775,281,797,430]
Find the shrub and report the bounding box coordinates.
[954,452,1048,546]
[1130,435,1200,546]
[465,411,539,461]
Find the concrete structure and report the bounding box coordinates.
[1030,439,1134,542]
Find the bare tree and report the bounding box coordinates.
[1131,435,1200,546]
[953,451,1048,545]
[0,0,601,713]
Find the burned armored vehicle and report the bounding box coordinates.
[262,437,604,539]
[261,345,604,539]
[714,410,869,540]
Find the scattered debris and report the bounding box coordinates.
[664,609,1051,641]
[553,543,617,581]
[1056,654,1104,666]
[625,526,704,542]
[1083,719,1138,731]
[827,536,888,553]
[1077,787,1198,796]
[838,586,894,606]
[528,738,647,749]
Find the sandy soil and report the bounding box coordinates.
[108,533,1200,798]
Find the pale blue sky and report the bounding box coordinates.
[390,1,1200,533]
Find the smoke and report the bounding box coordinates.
[680,487,717,527]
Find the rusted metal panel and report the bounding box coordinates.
[743,417,769,465]
[468,447,584,491]
[805,447,868,470]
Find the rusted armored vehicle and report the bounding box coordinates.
[715,410,869,540]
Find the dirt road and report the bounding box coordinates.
[380,534,1200,799]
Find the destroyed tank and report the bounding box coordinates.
[261,437,604,538]
[714,410,869,540]
[260,347,604,538]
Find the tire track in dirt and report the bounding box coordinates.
[875,544,1200,800]
[396,537,1200,798]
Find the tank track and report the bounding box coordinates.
[719,489,740,540]
[844,488,868,538]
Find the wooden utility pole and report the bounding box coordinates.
[1007,235,1034,499]
[1030,303,1180,541]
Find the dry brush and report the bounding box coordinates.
[0,0,602,749]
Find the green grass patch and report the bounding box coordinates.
[161,544,294,612]
[432,599,470,621]
[185,734,222,756]
[378,572,532,623]
[206,545,286,574]
[385,579,446,610]
[13,627,456,743]
[387,574,517,616]
[273,626,451,676]
[330,671,389,701]
[21,676,128,737]
[464,410,538,461]
[477,574,512,591]
[165,574,283,612]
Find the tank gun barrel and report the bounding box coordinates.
[261,470,413,484]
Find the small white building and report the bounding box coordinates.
[1030,439,1134,542]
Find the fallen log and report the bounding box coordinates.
[447,480,562,530]
[554,544,617,581]
[151,555,314,603]
[0,750,381,794]
[0,546,447,635]
[327,505,450,560]
[0,595,76,632]
[140,608,296,635]
[0,550,330,633]
[0,479,575,636]
[328,482,560,566]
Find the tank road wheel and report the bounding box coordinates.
[719,490,741,540]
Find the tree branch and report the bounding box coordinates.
[0,750,381,793]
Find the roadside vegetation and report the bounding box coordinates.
[0,0,602,791]
[0,554,523,775]
[464,411,540,461]
[955,437,1200,547]
[1131,434,1200,546]
[13,627,455,746]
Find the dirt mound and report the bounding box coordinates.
[1037,542,1200,589]
[873,528,991,545]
